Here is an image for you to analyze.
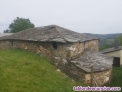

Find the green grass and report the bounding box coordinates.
[0,49,85,92]
[109,66,122,88]
[0,49,122,92]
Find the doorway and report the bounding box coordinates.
[113,57,120,67]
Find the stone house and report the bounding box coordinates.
[0,25,113,86]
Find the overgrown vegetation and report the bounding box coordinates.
[4,17,35,33]
[109,66,122,88]
[0,49,85,92]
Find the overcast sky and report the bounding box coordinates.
[0,0,122,34]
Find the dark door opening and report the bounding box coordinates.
[52,41,57,49]
[113,57,120,67]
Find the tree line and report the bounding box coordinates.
[99,34,122,51]
[4,17,35,33]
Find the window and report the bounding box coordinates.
[52,41,57,49]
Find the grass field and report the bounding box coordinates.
[109,66,122,88]
[0,49,85,92]
[0,49,122,92]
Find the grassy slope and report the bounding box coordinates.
[0,49,85,92]
[0,49,122,92]
[109,67,122,88]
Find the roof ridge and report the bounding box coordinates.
[0,25,98,42]
[54,25,67,42]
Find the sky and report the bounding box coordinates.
[0,0,122,34]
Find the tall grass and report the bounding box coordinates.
[0,49,85,92]
[109,66,122,88]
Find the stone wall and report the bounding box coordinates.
[0,40,84,61]
[84,40,99,51]
[85,68,112,86]
[52,42,84,65]
[58,63,86,82]
[0,40,13,49]
[0,40,99,58]
[0,39,112,86]
[12,41,52,57]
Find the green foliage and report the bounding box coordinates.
[106,39,115,45]
[99,39,115,51]
[85,33,120,51]
[0,49,85,92]
[117,34,122,45]
[109,66,122,88]
[4,17,35,33]
[4,29,9,33]
[99,46,107,51]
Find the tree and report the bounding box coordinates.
[4,17,35,33]
[117,34,122,45]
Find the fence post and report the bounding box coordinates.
[91,66,93,87]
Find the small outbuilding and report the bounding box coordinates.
[0,25,113,86]
[101,46,122,67]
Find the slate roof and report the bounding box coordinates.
[0,33,13,37]
[0,25,98,43]
[100,46,122,54]
[73,51,113,72]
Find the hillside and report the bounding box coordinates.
[84,33,120,40]
[0,49,85,92]
[0,49,122,92]
[84,33,121,50]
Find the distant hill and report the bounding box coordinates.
[84,33,120,40]
[83,33,122,50]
